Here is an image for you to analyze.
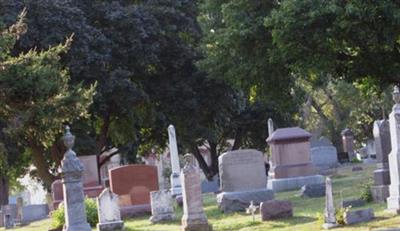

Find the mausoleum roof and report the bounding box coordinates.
[266,127,311,143]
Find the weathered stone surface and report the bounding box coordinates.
[371,185,390,203]
[150,190,175,223]
[181,154,211,231]
[96,188,124,231]
[217,190,274,213]
[21,204,49,223]
[323,177,337,229]
[201,176,219,193]
[168,125,182,196]
[300,183,325,198]
[387,86,400,213]
[310,137,339,170]
[344,208,374,225]
[340,199,365,208]
[267,127,316,179]
[260,200,292,220]
[219,149,267,192]
[268,175,324,192]
[61,126,91,231]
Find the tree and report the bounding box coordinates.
[266,0,400,85]
[0,9,95,190]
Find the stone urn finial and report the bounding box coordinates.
[393,85,400,104]
[63,125,75,150]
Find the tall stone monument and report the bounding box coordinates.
[267,118,274,137]
[371,119,391,202]
[322,177,337,229]
[168,125,182,196]
[341,128,355,160]
[181,154,211,231]
[387,86,400,213]
[61,126,91,231]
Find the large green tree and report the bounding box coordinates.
[0,10,94,190]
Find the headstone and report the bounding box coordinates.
[51,180,64,209]
[260,200,292,221]
[109,165,158,218]
[340,199,365,208]
[387,86,400,213]
[168,125,182,196]
[60,126,91,231]
[266,127,323,192]
[181,154,211,231]
[352,166,363,172]
[15,197,23,224]
[4,214,13,229]
[149,190,175,223]
[310,137,339,170]
[21,204,49,223]
[201,176,219,193]
[96,188,124,231]
[217,149,274,213]
[344,208,374,225]
[299,183,325,198]
[366,139,377,159]
[267,118,274,137]
[341,128,355,160]
[78,155,100,187]
[322,177,337,229]
[371,119,391,203]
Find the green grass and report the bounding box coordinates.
[4,163,400,231]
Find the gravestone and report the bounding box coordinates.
[260,200,292,220]
[168,125,182,196]
[109,165,158,218]
[181,154,211,231]
[267,118,274,137]
[299,183,325,198]
[322,177,337,229]
[21,204,49,223]
[4,214,13,229]
[341,128,355,160]
[387,86,400,213]
[78,155,100,187]
[15,197,23,224]
[96,188,124,231]
[60,126,91,231]
[340,199,365,208]
[217,149,274,213]
[344,208,374,225]
[310,137,339,170]
[267,127,323,192]
[371,119,391,203]
[149,190,175,223]
[201,176,219,193]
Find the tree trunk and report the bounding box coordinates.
[232,129,243,151]
[191,144,214,181]
[29,139,57,191]
[208,142,219,177]
[0,175,9,206]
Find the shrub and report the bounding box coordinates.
[335,206,350,225]
[360,181,373,202]
[51,198,98,229]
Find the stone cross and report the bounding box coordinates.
[246,201,259,221]
[149,189,175,223]
[96,188,124,231]
[267,118,274,137]
[61,126,91,231]
[168,125,182,196]
[387,86,400,213]
[181,154,211,231]
[322,177,337,229]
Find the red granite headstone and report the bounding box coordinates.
[109,165,158,206]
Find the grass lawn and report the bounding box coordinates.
[3,163,400,231]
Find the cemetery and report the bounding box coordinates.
[1,1,400,231]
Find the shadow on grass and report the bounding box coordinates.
[214,220,262,231]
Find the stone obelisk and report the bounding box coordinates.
[322,177,337,229]
[168,125,182,196]
[61,126,91,231]
[387,86,400,213]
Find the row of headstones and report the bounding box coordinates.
[0,199,49,229]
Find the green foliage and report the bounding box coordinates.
[360,181,373,203]
[350,158,362,164]
[51,198,98,229]
[335,206,349,225]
